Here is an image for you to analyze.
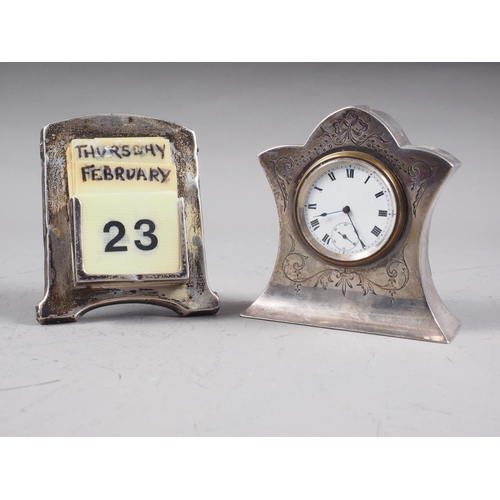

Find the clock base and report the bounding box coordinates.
[241,284,460,344]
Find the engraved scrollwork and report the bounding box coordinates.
[320,110,389,147]
[271,156,295,211]
[282,236,409,302]
[366,143,435,216]
[366,140,407,172]
[269,110,434,217]
[271,111,389,211]
[408,158,435,216]
[319,110,435,216]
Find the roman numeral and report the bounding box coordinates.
[364,175,370,184]
[371,226,382,237]
[311,219,320,230]
[307,204,317,210]
[314,186,323,192]
[328,172,336,181]
[375,191,384,198]
[322,234,331,245]
[378,210,388,217]
[346,169,354,178]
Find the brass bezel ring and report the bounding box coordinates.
[294,151,407,267]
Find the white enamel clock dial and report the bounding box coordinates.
[295,152,405,265]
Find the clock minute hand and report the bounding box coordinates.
[316,209,343,217]
[343,206,366,249]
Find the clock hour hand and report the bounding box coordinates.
[316,209,343,217]
[343,206,366,249]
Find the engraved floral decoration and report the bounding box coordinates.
[269,108,435,217]
[407,158,435,216]
[366,143,435,216]
[282,236,409,302]
[320,109,389,147]
[270,155,295,211]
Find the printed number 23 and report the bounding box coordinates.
[104,219,158,252]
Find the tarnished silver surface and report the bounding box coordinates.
[36,114,219,324]
[241,106,461,343]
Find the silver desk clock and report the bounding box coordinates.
[242,106,461,343]
[36,114,219,324]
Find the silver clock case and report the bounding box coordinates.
[36,114,219,324]
[242,106,461,343]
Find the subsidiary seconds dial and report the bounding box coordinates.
[295,152,406,266]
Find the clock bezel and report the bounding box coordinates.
[294,151,407,267]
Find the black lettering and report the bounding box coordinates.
[322,234,331,245]
[126,169,136,180]
[158,168,170,183]
[103,165,113,180]
[155,143,166,159]
[371,226,382,237]
[311,219,320,230]
[109,146,122,159]
[104,219,159,253]
[83,146,95,158]
[134,219,158,251]
[95,147,107,158]
[75,145,88,159]
[149,168,160,182]
[144,144,156,156]
[91,167,103,181]
[375,191,384,198]
[115,167,125,181]
[307,204,317,210]
[133,145,143,155]
[81,165,93,182]
[314,186,323,192]
[136,168,147,181]
[104,221,127,252]
[121,145,131,157]
[378,210,388,217]
[346,168,354,178]
[328,172,336,181]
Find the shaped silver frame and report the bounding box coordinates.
[242,106,461,343]
[36,114,219,324]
